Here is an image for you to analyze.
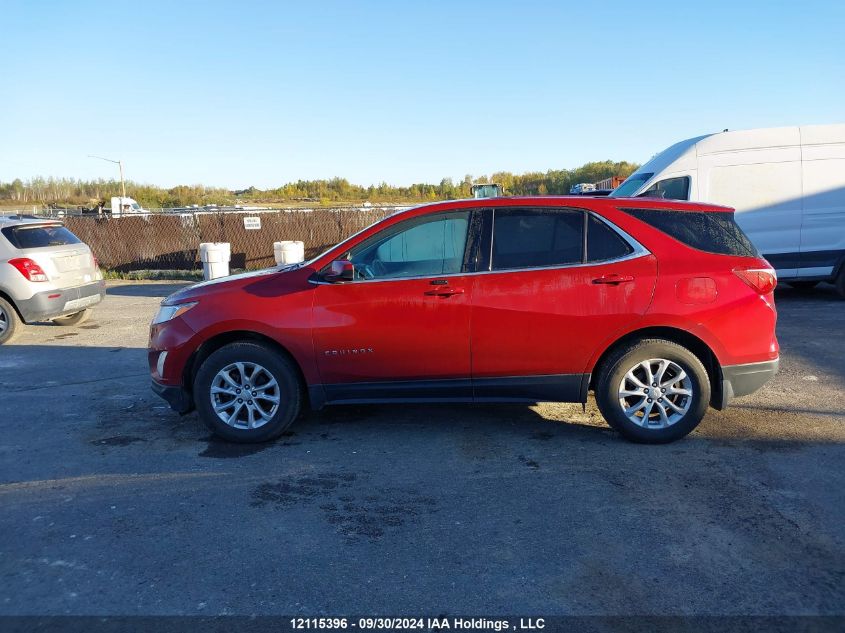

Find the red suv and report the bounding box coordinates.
[149,197,779,444]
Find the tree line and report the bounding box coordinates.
[0,160,638,209]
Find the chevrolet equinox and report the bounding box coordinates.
[149,197,779,444]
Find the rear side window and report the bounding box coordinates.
[637,176,690,201]
[492,209,583,270]
[587,215,634,262]
[1,224,82,249]
[621,208,759,257]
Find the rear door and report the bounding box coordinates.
[470,207,657,401]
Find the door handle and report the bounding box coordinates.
[424,287,465,296]
[592,274,634,285]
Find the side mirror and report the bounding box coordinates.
[325,259,354,282]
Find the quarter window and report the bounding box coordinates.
[637,176,690,201]
[347,212,470,280]
[491,209,583,270]
[621,208,759,257]
[587,215,634,262]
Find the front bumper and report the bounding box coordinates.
[151,379,194,415]
[720,358,780,407]
[17,280,106,323]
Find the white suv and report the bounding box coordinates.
[0,215,105,344]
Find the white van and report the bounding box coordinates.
[611,124,845,295]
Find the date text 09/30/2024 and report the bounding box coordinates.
[290,617,546,631]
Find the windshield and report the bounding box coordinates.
[610,172,653,197]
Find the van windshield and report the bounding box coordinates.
[610,172,653,197]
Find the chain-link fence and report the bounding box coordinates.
[60,208,399,272]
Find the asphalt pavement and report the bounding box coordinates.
[1,280,843,616]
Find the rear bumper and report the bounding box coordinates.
[721,358,779,407]
[151,379,193,415]
[17,280,106,323]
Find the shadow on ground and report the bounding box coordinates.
[106,282,191,298]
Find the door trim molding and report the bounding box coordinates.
[308,373,588,409]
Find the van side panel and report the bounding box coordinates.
[697,143,802,278]
[799,126,845,279]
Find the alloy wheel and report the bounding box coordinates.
[617,358,693,428]
[209,361,281,429]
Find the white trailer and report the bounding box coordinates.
[611,124,845,293]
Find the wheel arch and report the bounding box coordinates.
[0,288,24,320]
[184,330,310,407]
[588,326,725,410]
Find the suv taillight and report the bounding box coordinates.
[733,267,777,294]
[8,258,49,282]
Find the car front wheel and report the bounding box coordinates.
[193,341,302,443]
[595,339,710,443]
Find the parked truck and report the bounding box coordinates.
[105,196,148,216]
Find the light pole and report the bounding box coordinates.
[88,155,126,199]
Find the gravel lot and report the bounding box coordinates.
[1,280,843,615]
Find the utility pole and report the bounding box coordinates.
[88,155,126,198]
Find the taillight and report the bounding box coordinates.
[8,258,49,282]
[734,267,777,294]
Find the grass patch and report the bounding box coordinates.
[101,269,205,281]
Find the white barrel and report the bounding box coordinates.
[198,242,231,280]
[273,240,305,265]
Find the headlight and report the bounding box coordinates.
[152,301,197,325]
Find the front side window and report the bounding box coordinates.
[637,176,690,201]
[491,209,583,270]
[346,212,470,280]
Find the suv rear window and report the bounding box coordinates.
[621,208,759,257]
[1,224,82,249]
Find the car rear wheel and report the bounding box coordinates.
[595,339,710,443]
[53,309,91,326]
[193,341,302,443]
[0,297,22,345]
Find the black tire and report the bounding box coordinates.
[193,341,302,443]
[53,309,92,326]
[595,339,710,444]
[788,281,819,291]
[0,297,22,345]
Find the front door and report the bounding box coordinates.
[470,207,658,401]
[312,210,478,401]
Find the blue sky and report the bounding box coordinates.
[1,0,843,189]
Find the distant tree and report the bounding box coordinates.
[0,160,639,208]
